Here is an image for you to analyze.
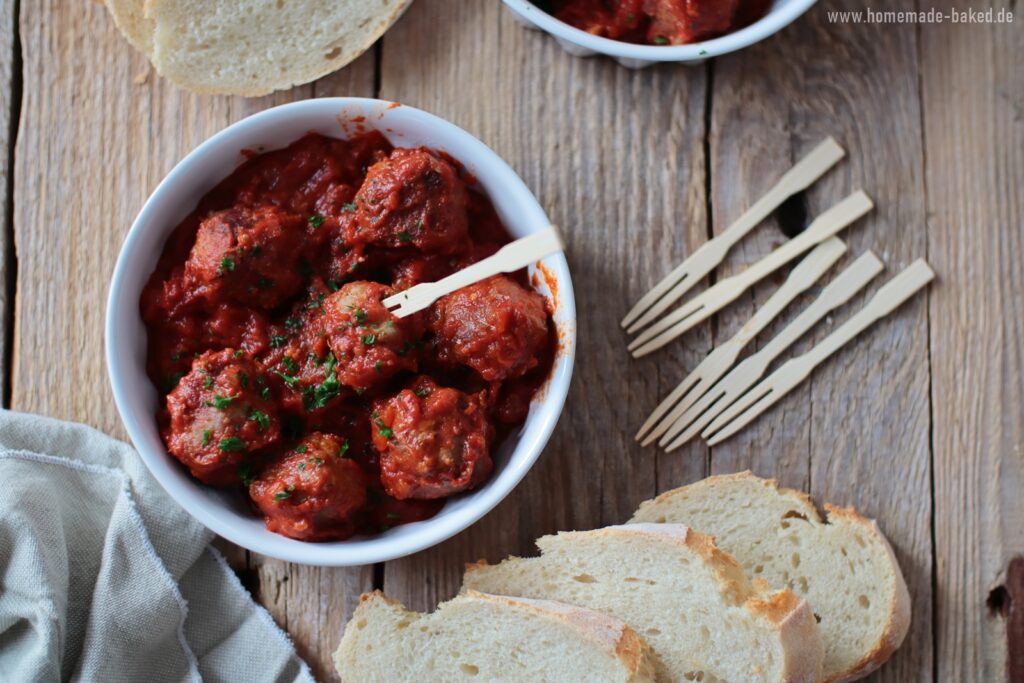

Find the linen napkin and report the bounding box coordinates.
[0,410,314,683]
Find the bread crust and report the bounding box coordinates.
[632,471,911,683]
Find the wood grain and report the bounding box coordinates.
[377,0,710,612]
[921,4,1024,679]
[0,0,15,399]
[11,3,375,681]
[706,1,933,680]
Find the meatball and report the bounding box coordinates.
[321,281,425,393]
[372,377,494,500]
[555,0,645,40]
[184,206,307,309]
[351,148,469,253]
[249,433,367,541]
[644,0,740,44]
[165,349,281,486]
[430,275,550,381]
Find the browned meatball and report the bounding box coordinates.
[249,433,367,541]
[371,377,494,500]
[321,281,425,393]
[430,275,550,381]
[165,349,281,486]
[350,148,469,253]
[645,0,740,44]
[184,206,307,309]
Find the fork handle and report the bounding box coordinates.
[805,259,934,364]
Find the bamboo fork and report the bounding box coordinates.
[383,225,565,318]
[702,259,935,446]
[621,137,845,333]
[659,251,884,451]
[627,191,873,358]
[636,236,848,446]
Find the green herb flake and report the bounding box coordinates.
[269,335,287,348]
[374,361,383,373]
[204,394,236,410]
[295,444,308,454]
[361,333,376,346]
[237,371,249,388]
[274,484,296,503]
[201,429,211,446]
[239,463,256,487]
[342,202,357,212]
[218,436,246,453]
[654,35,669,44]
[233,350,244,359]
[260,387,272,400]
[202,374,214,389]
[338,440,350,459]
[353,308,367,325]
[248,409,270,430]
[308,214,326,229]
[218,256,236,274]
[414,387,431,398]
[397,231,412,243]
[275,371,300,388]
[281,356,299,373]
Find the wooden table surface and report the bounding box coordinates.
[2,0,1021,680]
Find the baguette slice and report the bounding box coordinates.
[630,472,910,683]
[463,524,823,683]
[334,590,662,683]
[105,0,154,57]
[145,0,411,96]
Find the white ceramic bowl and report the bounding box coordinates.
[106,98,576,567]
[503,0,818,68]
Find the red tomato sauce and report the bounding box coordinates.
[141,132,556,542]
[540,0,772,45]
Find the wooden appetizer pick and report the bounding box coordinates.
[621,137,845,333]
[627,191,873,358]
[383,225,565,318]
[636,236,848,446]
[702,258,935,446]
[660,251,885,451]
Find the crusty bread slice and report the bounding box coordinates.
[463,524,824,683]
[334,590,662,683]
[144,0,411,96]
[105,0,154,57]
[629,472,911,683]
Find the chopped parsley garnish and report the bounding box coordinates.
[269,335,287,348]
[238,463,256,487]
[338,440,350,459]
[361,333,376,346]
[275,371,300,388]
[308,371,341,410]
[237,371,249,388]
[342,202,357,212]
[413,387,431,398]
[218,256,235,274]
[284,316,302,331]
[373,361,383,373]
[397,231,412,243]
[352,308,367,324]
[274,484,296,502]
[326,279,341,292]
[281,356,299,373]
[295,444,308,453]
[204,394,236,409]
[654,35,669,44]
[308,214,326,229]
[203,374,214,389]
[260,387,272,400]
[218,437,246,452]
[373,415,394,440]
[232,350,244,358]
[202,429,211,446]
[248,409,270,430]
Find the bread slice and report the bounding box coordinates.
[463,524,824,683]
[144,0,411,96]
[334,590,662,683]
[629,472,911,683]
[104,0,154,57]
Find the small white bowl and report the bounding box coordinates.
[503,0,818,68]
[106,98,576,567]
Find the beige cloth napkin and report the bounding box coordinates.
[0,410,314,683]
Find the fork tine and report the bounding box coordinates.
[662,391,729,452]
[659,386,727,447]
[705,386,780,445]
[635,373,700,443]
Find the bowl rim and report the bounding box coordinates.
[502,0,819,61]
[105,97,576,566]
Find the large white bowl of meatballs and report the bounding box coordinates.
[106,98,576,566]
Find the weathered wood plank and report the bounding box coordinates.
[12,3,376,681]
[920,5,1024,680]
[0,0,15,399]
[378,0,710,612]
[706,1,933,681]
